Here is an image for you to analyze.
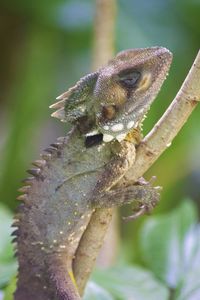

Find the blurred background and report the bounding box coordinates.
[0,0,200,297]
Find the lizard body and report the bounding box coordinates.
[13,47,172,300]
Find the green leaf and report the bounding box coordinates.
[0,290,4,300]
[84,281,114,300]
[0,205,17,287]
[0,206,13,261]
[139,199,197,288]
[2,276,16,300]
[93,266,169,300]
[0,264,17,287]
[173,226,200,300]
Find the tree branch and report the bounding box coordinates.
[74,50,200,296]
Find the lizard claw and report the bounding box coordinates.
[136,176,157,186]
[149,175,157,185]
[154,185,163,191]
[136,176,162,192]
[122,205,147,222]
[122,198,158,222]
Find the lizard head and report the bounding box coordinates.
[94,47,172,142]
[51,47,172,143]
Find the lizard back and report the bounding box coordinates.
[14,127,114,300]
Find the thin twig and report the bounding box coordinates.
[92,0,116,70]
[73,0,117,295]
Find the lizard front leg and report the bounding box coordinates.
[93,139,136,193]
[91,139,160,216]
[92,183,160,215]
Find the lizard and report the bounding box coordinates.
[12,46,172,300]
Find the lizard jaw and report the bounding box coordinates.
[101,119,139,142]
[88,119,139,143]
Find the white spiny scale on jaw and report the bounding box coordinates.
[127,120,135,129]
[116,133,127,142]
[103,134,114,142]
[111,123,124,132]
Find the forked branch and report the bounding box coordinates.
[74,50,200,295]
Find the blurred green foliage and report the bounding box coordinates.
[0,0,200,298]
[0,206,17,287]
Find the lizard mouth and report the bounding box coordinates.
[96,103,147,142]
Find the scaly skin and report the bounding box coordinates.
[13,47,172,300]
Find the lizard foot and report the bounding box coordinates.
[122,181,162,222]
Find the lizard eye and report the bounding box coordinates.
[118,70,141,89]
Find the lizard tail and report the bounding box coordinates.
[14,256,81,300]
[47,255,81,300]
